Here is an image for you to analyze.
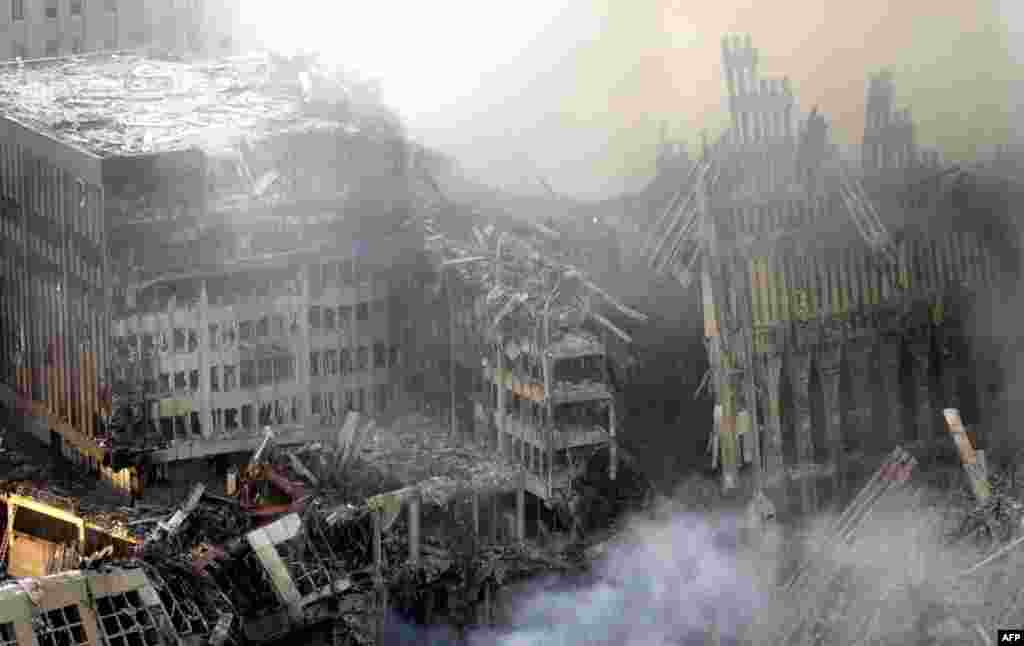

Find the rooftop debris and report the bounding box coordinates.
[0,51,394,157]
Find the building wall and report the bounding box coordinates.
[0,0,241,61]
[0,124,108,459]
[111,262,403,445]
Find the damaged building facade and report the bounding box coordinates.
[0,0,242,62]
[0,51,430,490]
[648,35,1023,494]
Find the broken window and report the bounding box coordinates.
[240,360,255,388]
[258,358,273,385]
[308,306,321,331]
[357,302,369,322]
[357,346,368,370]
[355,388,365,411]
[191,412,201,436]
[340,259,355,286]
[141,333,154,357]
[45,40,58,57]
[257,316,269,338]
[374,342,386,368]
[239,321,253,342]
[70,0,82,15]
[150,567,210,640]
[223,365,237,391]
[223,325,236,346]
[45,0,57,19]
[159,373,170,393]
[34,604,87,646]
[272,315,285,337]
[326,349,338,375]
[340,349,351,374]
[323,307,336,331]
[241,404,253,429]
[0,622,16,646]
[213,409,223,431]
[338,305,352,331]
[209,324,219,350]
[172,328,185,353]
[189,369,199,391]
[311,393,322,415]
[225,408,238,430]
[377,384,388,414]
[277,535,333,597]
[389,344,400,367]
[309,352,320,377]
[188,329,198,352]
[274,355,294,382]
[291,397,299,421]
[174,371,186,391]
[321,261,337,289]
[343,390,353,411]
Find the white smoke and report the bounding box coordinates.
[469,512,766,646]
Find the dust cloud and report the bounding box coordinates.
[456,480,1000,646]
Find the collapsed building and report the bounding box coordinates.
[646,34,1024,494]
[0,50,436,491]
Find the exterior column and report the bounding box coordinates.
[789,348,815,464]
[297,265,311,427]
[516,472,526,544]
[472,491,480,537]
[198,281,212,438]
[937,320,964,412]
[817,340,843,470]
[845,332,876,454]
[908,325,936,445]
[496,347,506,460]
[408,493,421,566]
[879,332,906,445]
[761,352,784,480]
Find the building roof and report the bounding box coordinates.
[0,51,372,158]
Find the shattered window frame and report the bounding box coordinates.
[241,360,256,388]
[0,622,15,646]
[95,589,168,646]
[148,569,210,640]
[34,603,88,646]
[173,328,186,353]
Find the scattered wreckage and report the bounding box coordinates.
[0,412,595,645]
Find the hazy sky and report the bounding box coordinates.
[240,0,1023,199]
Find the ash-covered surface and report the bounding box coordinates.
[0,51,385,156]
